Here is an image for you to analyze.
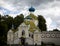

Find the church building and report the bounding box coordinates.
[7,7,60,45]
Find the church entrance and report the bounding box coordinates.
[20,30,26,45]
[20,36,26,45]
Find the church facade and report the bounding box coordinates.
[7,7,60,45]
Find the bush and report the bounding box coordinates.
[41,42,46,46]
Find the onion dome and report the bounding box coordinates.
[29,7,35,12]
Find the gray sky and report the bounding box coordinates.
[0,0,60,30]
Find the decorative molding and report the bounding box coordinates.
[34,32,60,38]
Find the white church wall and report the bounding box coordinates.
[34,32,41,45]
[14,31,18,39]
[34,31,60,45]
[7,29,60,45]
[25,25,29,38]
[41,31,60,45]
[26,37,34,45]
[18,23,29,39]
[14,38,20,44]
[18,26,22,38]
[7,30,14,44]
[34,20,38,26]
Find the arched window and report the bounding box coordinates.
[22,30,25,36]
[32,34,33,38]
[29,33,30,37]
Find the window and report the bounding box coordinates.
[22,30,25,36]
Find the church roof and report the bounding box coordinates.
[8,30,13,34]
[20,22,27,26]
[25,15,32,20]
[25,13,37,20]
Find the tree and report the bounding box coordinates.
[38,15,47,31]
[5,15,13,30]
[0,14,1,22]
[0,15,13,45]
[13,14,24,29]
[53,28,60,31]
[0,19,8,45]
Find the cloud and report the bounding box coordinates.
[0,0,17,11]
[33,0,60,30]
[0,0,54,11]
[0,0,60,30]
[46,17,57,30]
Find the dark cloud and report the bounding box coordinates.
[4,0,54,8]
[57,0,60,1]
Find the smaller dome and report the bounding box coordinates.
[25,16,32,20]
[29,7,35,12]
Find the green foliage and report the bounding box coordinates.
[0,19,8,45]
[38,15,47,31]
[0,15,14,45]
[12,28,18,33]
[41,42,46,46]
[5,15,13,30]
[0,14,1,22]
[13,14,24,29]
[53,28,60,31]
[0,14,24,45]
[38,15,46,23]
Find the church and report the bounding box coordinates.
[7,7,60,45]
